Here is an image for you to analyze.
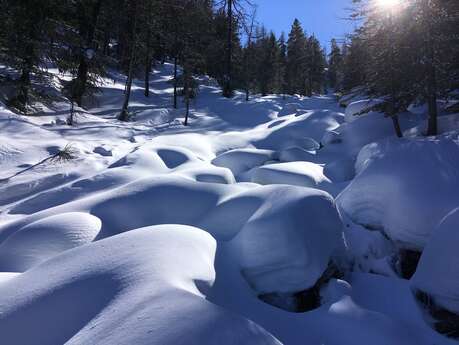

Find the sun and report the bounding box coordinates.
[376,0,400,9]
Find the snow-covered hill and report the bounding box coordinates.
[0,63,458,344]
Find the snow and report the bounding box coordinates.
[250,161,331,190]
[0,212,101,272]
[212,148,276,179]
[0,225,281,345]
[0,63,456,344]
[337,138,459,250]
[231,186,342,294]
[345,99,384,123]
[412,207,459,314]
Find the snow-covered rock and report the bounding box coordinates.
[277,146,317,163]
[93,145,113,157]
[345,99,384,123]
[321,130,342,145]
[412,208,459,314]
[254,110,343,148]
[337,138,459,250]
[0,212,101,272]
[326,111,417,156]
[251,161,331,190]
[212,148,275,178]
[0,225,281,345]
[278,102,301,117]
[324,157,356,182]
[231,186,343,295]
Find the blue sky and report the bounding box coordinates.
[252,0,357,51]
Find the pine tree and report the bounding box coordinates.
[276,32,288,98]
[286,19,307,95]
[0,0,57,112]
[118,0,139,121]
[328,39,343,91]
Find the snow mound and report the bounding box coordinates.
[0,212,101,272]
[412,208,459,314]
[178,166,236,185]
[321,130,342,145]
[231,186,343,294]
[212,148,275,178]
[337,138,459,250]
[345,99,384,123]
[277,146,317,163]
[325,111,418,156]
[251,162,331,190]
[0,225,281,345]
[254,110,342,148]
[324,157,356,182]
[278,102,301,117]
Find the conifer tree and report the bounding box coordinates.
[286,19,307,95]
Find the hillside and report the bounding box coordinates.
[0,62,459,344]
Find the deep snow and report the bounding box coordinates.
[0,63,458,344]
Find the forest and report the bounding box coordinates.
[0,1,459,344]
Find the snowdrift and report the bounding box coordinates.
[337,138,459,250]
[412,208,459,314]
[0,225,281,345]
[0,62,456,345]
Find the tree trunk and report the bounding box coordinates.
[119,64,134,121]
[69,100,75,126]
[144,1,152,98]
[388,10,403,138]
[73,0,102,107]
[144,54,151,98]
[184,75,190,126]
[425,2,438,136]
[173,57,178,109]
[118,2,138,121]
[74,59,88,106]
[223,0,233,97]
[18,67,31,111]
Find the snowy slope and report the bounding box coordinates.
[0,64,458,345]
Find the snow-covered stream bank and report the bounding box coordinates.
[0,64,458,344]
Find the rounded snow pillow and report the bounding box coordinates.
[0,212,102,272]
[337,139,459,250]
[233,186,343,295]
[411,208,459,314]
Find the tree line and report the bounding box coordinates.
[327,0,459,136]
[0,0,331,124]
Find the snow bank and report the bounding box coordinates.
[251,162,331,190]
[254,109,343,148]
[0,212,101,272]
[231,186,343,294]
[277,146,317,163]
[0,225,281,345]
[337,138,459,250]
[212,148,275,178]
[324,157,356,182]
[412,208,459,314]
[345,99,384,123]
[326,111,417,156]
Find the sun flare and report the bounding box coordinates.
[376,0,400,9]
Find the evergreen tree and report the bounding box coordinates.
[328,39,343,91]
[286,19,307,95]
[277,32,288,97]
[0,0,57,112]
